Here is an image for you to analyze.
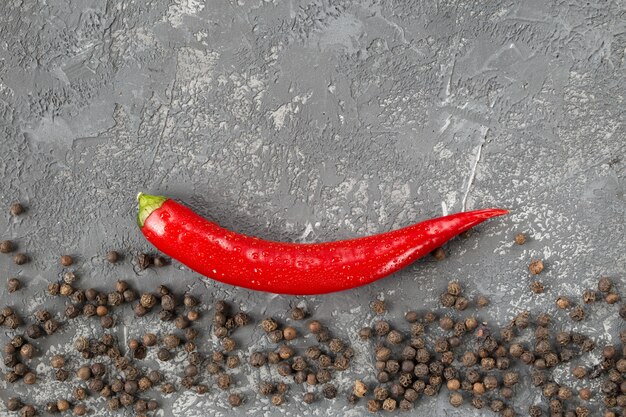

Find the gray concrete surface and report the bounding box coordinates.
[0,0,625,415]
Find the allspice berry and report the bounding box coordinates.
[370,299,386,314]
[106,251,119,263]
[382,398,397,411]
[163,334,180,349]
[73,404,87,416]
[447,281,462,296]
[10,203,24,216]
[432,247,446,260]
[228,393,243,407]
[14,253,28,265]
[556,296,570,309]
[51,355,65,369]
[260,318,278,332]
[46,402,59,413]
[465,316,478,330]
[57,400,71,412]
[0,240,14,253]
[290,307,306,320]
[582,289,596,303]
[476,295,489,308]
[143,333,157,346]
[137,253,151,269]
[23,372,37,385]
[182,294,198,307]
[308,320,322,334]
[606,292,620,304]
[449,392,464,407]
[530,281,544,294]
[598,277,612,293]
[20,405,36,417]
[579,388,591,401]
[529,259,544,275]
[157,348,171,361]
[77,366,91,380]
[447,379,461,391]
[20,343,35,359]
[514,233,527,245]
[283,326,297,341]
[140,293,157,309]
[7,278,21,293]
[60,255,73,266]
[405,311,419,323]
[354,380,368,397]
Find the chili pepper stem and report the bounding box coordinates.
[137,193,167,228]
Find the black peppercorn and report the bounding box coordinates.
[137,253,151,269]
[65,304,80,319]
[100,315,114,328]
[23,371,36,385]
[20,405,36,417]
[157,348,171,361]
[506,342,522,357]
[370,299,386,314]
[217,373,232,390]
[7,277,21,293]
[0,240,14,253]
[248,351,266,367]
[374,320,390,336]
[20,343,35,359]
[55,369,69,381]
[161,383,175,394]
[14,253,28,265]
[323,383,337,399]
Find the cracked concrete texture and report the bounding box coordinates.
[0,0,625,415]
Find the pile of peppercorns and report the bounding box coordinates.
[347,233,626,416]
[247,313,354,406]
[1,202,355,416]
[2,260,353,416]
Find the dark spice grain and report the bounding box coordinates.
[0,240,14,253]
[14,253,28,265]
[7,277,21,292]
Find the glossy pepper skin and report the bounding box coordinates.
[137,193,507,295]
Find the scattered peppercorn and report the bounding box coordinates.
[7,277,21,293]
[606,292,620,304]
[19,404,36,417]
[556,296,571,309]
[529,259,544,274]
[476,295,489,308]
[598,277,612,292]
[0,240,14,253]
[432,247,446,260]
[14,253,28,265]
[60,255,73,266]
[370,299,386,314]
[530,280,544,294]
[570,305,585,321]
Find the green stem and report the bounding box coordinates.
[137,193,167,228]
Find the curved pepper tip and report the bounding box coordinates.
[137,192,168,228]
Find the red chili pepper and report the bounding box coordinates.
[137,193,507,295]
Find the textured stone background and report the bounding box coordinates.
[0,0,625,415]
